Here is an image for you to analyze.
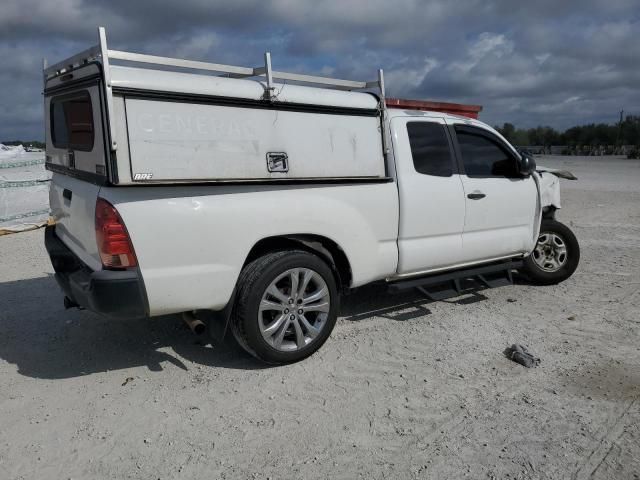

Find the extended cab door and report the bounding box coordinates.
[392,116,466,275]
[449,123,538,263]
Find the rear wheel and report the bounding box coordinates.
[523,219,580,285]
[231,250,339,364]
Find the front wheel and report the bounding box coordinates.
[523,219,580,285]
[231,250,339,364]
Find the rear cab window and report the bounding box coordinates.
[406,122,454,177]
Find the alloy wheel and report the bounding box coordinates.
[258,268,331,351]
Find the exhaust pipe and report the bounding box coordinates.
[182,311,206,335]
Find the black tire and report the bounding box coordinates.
[523,219,580,285]
[230,250,340,364]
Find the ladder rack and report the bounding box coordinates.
[44,27,385,96]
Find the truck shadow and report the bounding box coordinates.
[0,275,265,379]
[0,275,490,380]
[340,282,489,322]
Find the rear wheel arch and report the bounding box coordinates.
[243,235,353,293]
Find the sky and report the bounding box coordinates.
[1,0,638,140]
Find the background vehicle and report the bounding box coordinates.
[44,28,579,363]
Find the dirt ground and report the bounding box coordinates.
[1,156,638,480]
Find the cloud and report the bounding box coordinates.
[170,31,221,60]
[0,0,638,139]
[449,33,514,74]
[385,57,439,95]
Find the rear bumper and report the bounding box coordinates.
[44,225,148,318]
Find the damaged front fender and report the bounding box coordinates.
[535,166,578,211]
[527,167,577,254]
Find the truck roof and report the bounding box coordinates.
[386,107,483,125]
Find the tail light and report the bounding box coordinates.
[95,198,137,269]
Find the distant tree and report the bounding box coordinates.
[493,116,640,149]
[499,123,516,142]
[495,122,530,146]
[512,129,530,146]
[526,126,559,147]
[621,116,640,145]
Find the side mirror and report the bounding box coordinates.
[518,152,536,176]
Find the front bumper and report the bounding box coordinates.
[44,225,148,318]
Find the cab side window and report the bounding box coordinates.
[407,122,453,177]
[456,127,518,178]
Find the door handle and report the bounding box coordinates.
[67,150,75,169]
[63,189,72,201]
[467,192,486,200]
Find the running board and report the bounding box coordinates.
[387,260,523,301]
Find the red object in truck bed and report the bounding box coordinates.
[385,98,483,119]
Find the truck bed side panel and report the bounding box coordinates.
[98,182,399,316]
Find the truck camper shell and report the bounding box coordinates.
[43,27,388,185]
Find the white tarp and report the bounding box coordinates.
[0,144,50,233]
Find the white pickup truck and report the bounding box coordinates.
[44,28,579,363]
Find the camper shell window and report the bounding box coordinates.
[50,92,94,151]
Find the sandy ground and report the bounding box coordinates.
[0,156,638,480]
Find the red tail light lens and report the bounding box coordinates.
[95,198,137,269]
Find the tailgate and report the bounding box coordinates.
[49,173,102,271]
